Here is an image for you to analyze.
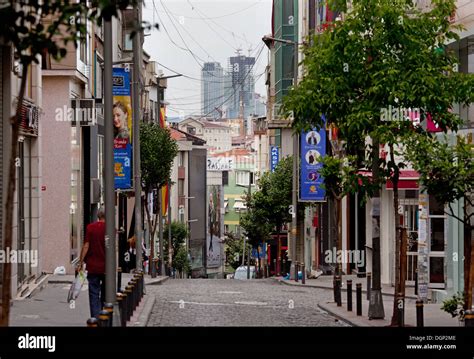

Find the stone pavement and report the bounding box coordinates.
[9,273,168,326]
[275,275,461,327]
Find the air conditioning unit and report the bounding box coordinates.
[272,103,281,119]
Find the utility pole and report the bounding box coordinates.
[168,183,172,276]
[247,174,251,279]
[133,0,143,273]
[104,15,117,313]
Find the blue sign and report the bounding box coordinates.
[300,124,326,201]
[113,67,133,189]
[270,146,279,172]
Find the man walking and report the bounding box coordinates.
[77,209,106,319]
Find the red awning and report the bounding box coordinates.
[386,170,419,190]
[357,170,419,190]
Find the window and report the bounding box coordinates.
[187,126,196,135]
[178,152,185,167]
[124,32,133,51]
[236,171,254,187]
[222,171,229,186]
[178,179,185,197]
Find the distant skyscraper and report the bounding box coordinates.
[201,62,225,119]
[226,51,255,119]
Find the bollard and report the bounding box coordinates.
[414,269,418,296]
[104,303,114,327]
[301,263,306,285]
[356,283,362,316]
[397,293,405,327]
[122,291,130,323]
[87,317,98,327]
[130,280,138,309]
[116,294,125,327]
[465,310,474,327]
[98,310,110,327]
[347,280,353,312]
[366,272,371,300]
[335,275,342,307]
[117,267,122,293]
[416,300,424,327]
[125,286,133,320]
[294,262,299,282]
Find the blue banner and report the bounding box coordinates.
[270,146,279,172]
[113,67,133,189]
[300,125,326,201]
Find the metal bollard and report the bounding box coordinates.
[367,272,371,300]
[117,267,122,293]
[397,293,405,327]
[356,283,362,316]
[103,302,114,327]
[98,310,110,327]
[87,317,98,327]
[130,280,138,309]
[347,280,353,311]
[116,293,124,327]
[335,275,342,307]
[122,291,130,323]
[465,310,474,327]
[301,263,306,285]
[294,262,299,282]
[416,300,424,327]
[414,269,418,296]
[125,286,133,319]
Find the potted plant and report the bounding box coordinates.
[441,292,465,325]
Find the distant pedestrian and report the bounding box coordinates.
[77,208,106,319]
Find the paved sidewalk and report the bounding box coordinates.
[10,274,168,326]
[274,275,461,327]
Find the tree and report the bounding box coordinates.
[0,0,142,327]
[406,134,474,311]
[173,246,190,278]
[282,0,474,321]
[239,157,293,275]
[223,232,248,271]
[140,122,178,275]
[164,221,188,269]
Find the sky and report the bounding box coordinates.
[142,0,272,119]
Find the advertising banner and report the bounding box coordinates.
[270,146,279,172]
[300,126,326,201]
[113,67,133,189]
[207,185,223,268]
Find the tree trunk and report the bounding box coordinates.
[390,145,402,326]
[463,198,472,310]
[368,139,385,319]
[1,64,29,326]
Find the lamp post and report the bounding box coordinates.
[262,35,300,278]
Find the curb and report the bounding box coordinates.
[145,276,170,285]
[274,278,418,300]
[128,295,156,327]
[317,302,358,327]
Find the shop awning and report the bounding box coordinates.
[357,169,419,190]
[386,170,419,190]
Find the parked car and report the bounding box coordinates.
[233,265,256,280]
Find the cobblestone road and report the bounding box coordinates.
[148,278,346,326]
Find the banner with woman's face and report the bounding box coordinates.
[113,67,133,189]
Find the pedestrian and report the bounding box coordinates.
[77,208,106,319]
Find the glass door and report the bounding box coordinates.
[428,195,446,289]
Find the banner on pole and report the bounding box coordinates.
[113,67,133,189]
[300,125,326,201]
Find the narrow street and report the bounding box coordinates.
[148,279,346,327]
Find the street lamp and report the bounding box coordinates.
[262,35,300,278]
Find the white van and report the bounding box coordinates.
[233,265,256,280]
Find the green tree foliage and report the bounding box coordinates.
[140,122,178,192]
[164,221,189,263]
[240,156,293,247]
[223,232,249,270]
[282,0,474,322]
[173,246,190,277]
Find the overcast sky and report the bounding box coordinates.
[142,0,272,119]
